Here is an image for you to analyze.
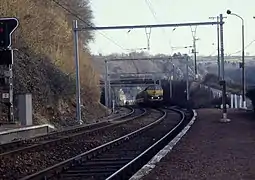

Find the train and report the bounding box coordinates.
[135,84,164,107]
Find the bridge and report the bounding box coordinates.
[100,78,157,85]
[99,83,155,87]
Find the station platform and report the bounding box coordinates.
[0,123,32,131]
[0,123,55,144]
[139,108,255,180]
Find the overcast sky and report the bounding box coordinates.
[88,0,255,56]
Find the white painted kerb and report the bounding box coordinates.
[0,124,55,135]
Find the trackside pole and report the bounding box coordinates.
[186,56,189,101]
[0,18,19,123]
[169,76,172,98]
[230,94,234,108]
[108,73,112,108]
[234,94,238,108]
[219,14,230,122]
[112,100,115,113]
[73,20,82,125]
[104,60,109,107]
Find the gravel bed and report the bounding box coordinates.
[0,109,162,179]
[98,106,132,121]
[62,110,181,180]
[142,108,255,180]
[0,107,135,154]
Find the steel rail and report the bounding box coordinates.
[0,107,146,157]
[19,108,167,180]
[0,106,134,153]
[106,108,191,179]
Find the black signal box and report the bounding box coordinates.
[0,18,19,49]
[0,49,13,65]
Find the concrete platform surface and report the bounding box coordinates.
[141,108,255,180]
[0,124,33,131]
[0,124,55,144]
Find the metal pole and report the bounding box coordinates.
[112,100,115,113]
[108,73,112,108]
[153,59,156,85]
[217,16,221,79]
[219,14,229,122]
[186,56,189,101]
[77,21,221,31]
[220,14,225,81]
[73,20,82,124]
[193,37,197,77]
[8,64,14,122]
[209,16,226,79]
[170,77,172,98]
[169,75,173,98]
[172,64,175,80]
[104,60,109,107]
[241,22,245,108]
[169,62,174,98]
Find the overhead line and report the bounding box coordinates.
[145,0,159,21]
[144,0,173,50]
[50,0,126,50]
[228,39,255,55]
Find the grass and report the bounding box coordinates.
[0,0,100,101]
[0,0,108,125]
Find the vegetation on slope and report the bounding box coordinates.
[202,73,242,94]
[0,0,108,126]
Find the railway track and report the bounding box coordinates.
[98,106,133,121]
[0,106,136,155]
[0,107,164,179]
[20,107,193,180]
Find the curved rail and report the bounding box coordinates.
[106,108,191,179]
[19,108,166,180]
[104,106,134,121]
[0,106,133,149]
[0,107,141,156]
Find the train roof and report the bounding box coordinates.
[145,84,163,89]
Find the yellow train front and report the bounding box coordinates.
[135,85,164,107]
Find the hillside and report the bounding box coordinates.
[0,0,108,127]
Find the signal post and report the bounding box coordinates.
[0,17,19,123]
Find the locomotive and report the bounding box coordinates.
[135,84,164,107]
